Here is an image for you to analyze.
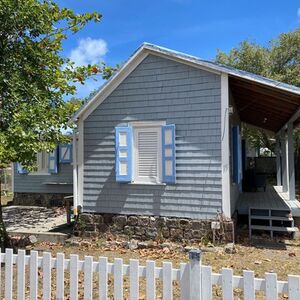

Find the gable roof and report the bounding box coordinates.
[73,43,300,131]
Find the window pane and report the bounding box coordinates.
[49,159,54,171]
[119,149,127,158]
[119,161,127,175]
[165,148,172,157]
[165,160,173,176]
[62,147,70,160]
[164,129,172,145]
[119,132,127,146]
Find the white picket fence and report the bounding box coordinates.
[1,248,300,299]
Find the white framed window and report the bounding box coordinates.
[133,124,162,184]
[115,121,176,184]
[30,151,50,175]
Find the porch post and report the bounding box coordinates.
[287,122,295,200]
[72,129,78,213]
[275,135,282,186]
[281,130,288,193]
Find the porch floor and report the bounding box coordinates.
[236,185,300,217]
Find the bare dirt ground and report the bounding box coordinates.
[18,232,300,300]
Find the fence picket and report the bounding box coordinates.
[0,250,2,299]
[146,260,156,300]
[5,248,13,300]
[288,275,300,300]
[180,263,189,300]
[17,249,26,300]
[43,252,52,300]
[163,262,173,300]
[99,257,108,300]
[201,265,212,299]
[243,270,255,300]
[114,258,123,300]
[30,251,38,300]
[266,272,278,300]
[84,256,93,300]
[56,253,64,300]
[70,254,78,300]
[1,248,300,300]
[222,268,233,300]
[129,259,139,300]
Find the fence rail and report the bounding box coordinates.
[1,248,300,299]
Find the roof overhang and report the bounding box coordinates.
[73,43,300,133]
[229,76,300,133]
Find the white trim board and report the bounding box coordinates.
[221,73,231,218]
[72,130,78,210]
[77,121,84,209]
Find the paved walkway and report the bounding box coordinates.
[3,206,67,233]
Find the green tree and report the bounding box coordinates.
[216,29,300,152]
[0,0,114,249]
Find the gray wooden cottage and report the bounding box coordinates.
[72,43,300,238]
[15,43,300,239]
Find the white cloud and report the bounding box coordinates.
[70,37,108,66]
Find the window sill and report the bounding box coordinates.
[29,172,51,176]
[43,182,72,185]
[128,182,166,186]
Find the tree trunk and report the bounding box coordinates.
[0,168,11,251]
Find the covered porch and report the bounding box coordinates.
[228,75,300,218]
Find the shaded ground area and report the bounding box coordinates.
[3,206,66,233]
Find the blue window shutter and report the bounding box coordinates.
[162,124,176,184]
[232,126,242,184]
[48,147,58,174]
[16,163,28,174]
[59,143,72,163]
[115,127,132,182]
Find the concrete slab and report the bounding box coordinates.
[3,205,67,233]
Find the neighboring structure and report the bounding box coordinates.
[13,144,73,206]
[70,43,300,240]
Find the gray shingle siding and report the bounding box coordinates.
[83,54,222,219]
[13,163,73,194]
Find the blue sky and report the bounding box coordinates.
[58,0,300,98]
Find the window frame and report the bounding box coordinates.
[129,121,166,185]
[29,151,50,176]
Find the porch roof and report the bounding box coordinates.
[229,76,300,132]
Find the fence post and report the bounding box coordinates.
[189,249,202,300]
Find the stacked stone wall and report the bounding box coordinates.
[75,213,234,243]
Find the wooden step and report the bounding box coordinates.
[251,225,299,233]
[250,215,293,221]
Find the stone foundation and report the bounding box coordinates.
[75,213,235,243]
[13,192,71,207]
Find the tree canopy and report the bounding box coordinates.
[216,29,300,152]
[0,0,114,170]
[216,29,300,87]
